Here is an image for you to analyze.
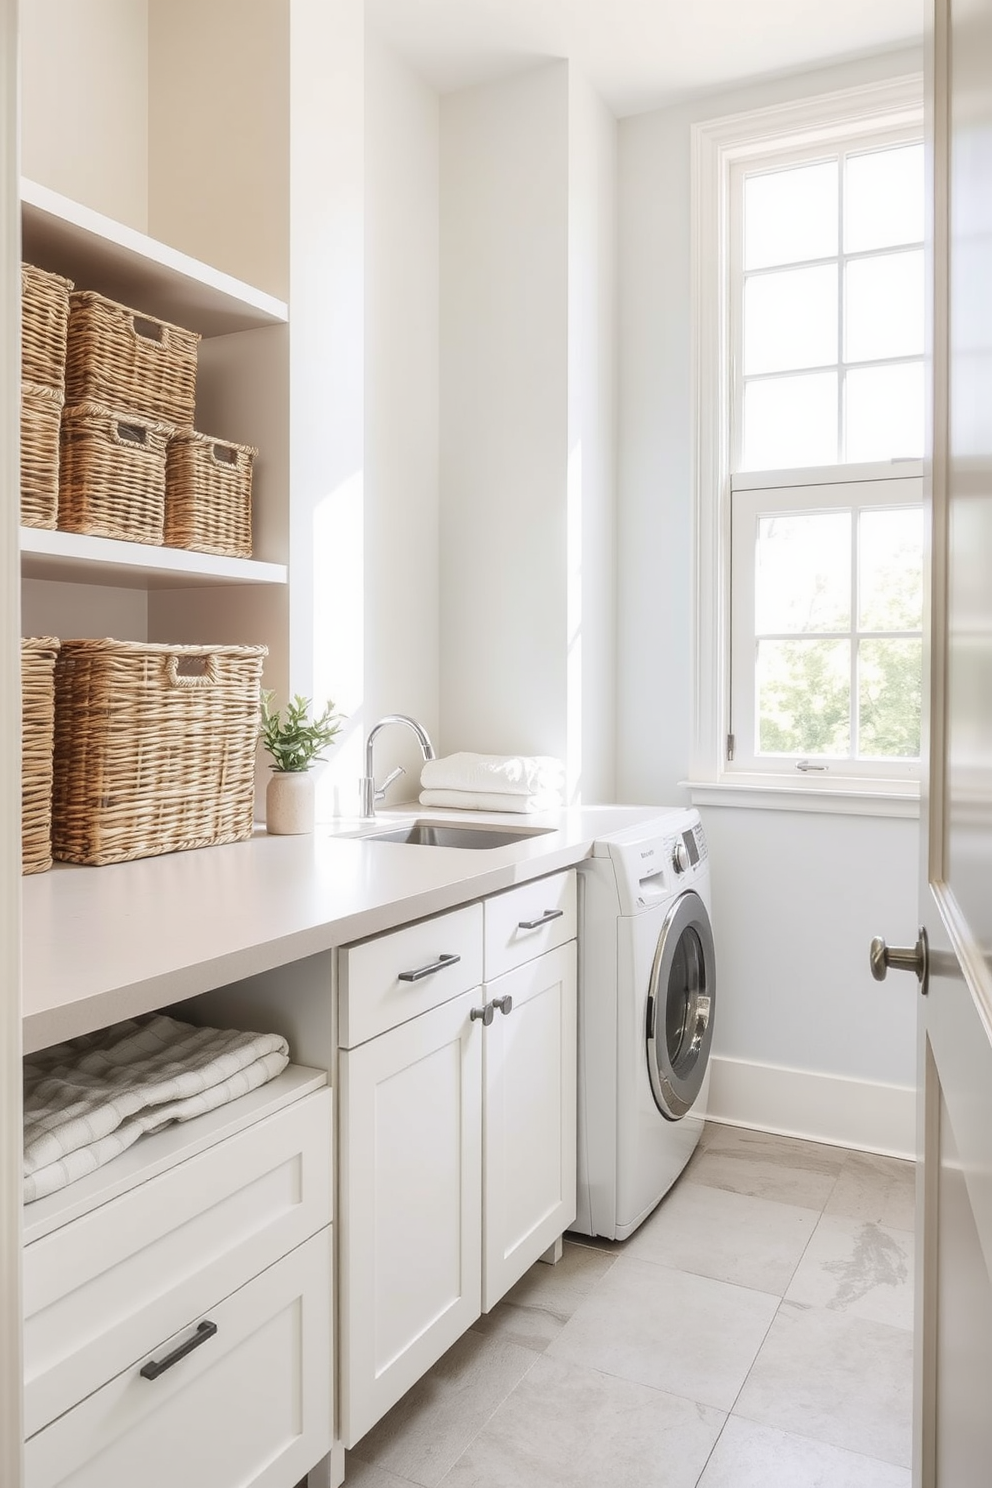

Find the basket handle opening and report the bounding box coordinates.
[116,421,149,447]
[211,443,239,467]
[166,654,220,688]
[132,315,166,345]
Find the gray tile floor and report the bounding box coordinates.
[346,1122,915,1488]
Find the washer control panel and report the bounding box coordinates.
[596,809,709,916]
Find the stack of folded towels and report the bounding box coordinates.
[420,752,565,814]
[23,1014,289,1203]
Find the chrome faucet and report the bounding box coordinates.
[360,715,436,817]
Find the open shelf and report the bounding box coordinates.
[23,1063,327,1244]
[21,527,287,589]
[20,179,288,338]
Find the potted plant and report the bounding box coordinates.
[260,690,344,834]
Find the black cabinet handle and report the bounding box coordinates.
[398,953,461,983]
[518,908,564,930]
[140,1320,218,1380]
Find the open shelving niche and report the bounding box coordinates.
[19,178,290,595]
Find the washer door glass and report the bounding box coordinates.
[646,889,716,1120]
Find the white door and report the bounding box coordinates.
[337,989,483,1448]
[1,1,23,1485]
[482,942,576,1312]
[874,5,992,1481]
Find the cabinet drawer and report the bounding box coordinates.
[339,902,483,1047]
[24,1087,332,1437]
[483,871,576,980]
[25,1226,332,1488]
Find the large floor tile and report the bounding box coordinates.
[684,1125,845,1210]
[546,1255,779,1411]
[470,1241,617,1352]
[696,1416,912,1487]
[734,1299,913,1468]
[437,1353,724,1488]
[824,1149,917,1231]
[785,1214,914,1330]
[625,1179,819,1295]
[341,1459,415,1488]
[351,1330,539,1487]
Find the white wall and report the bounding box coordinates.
[362,25,441,794]
[567,72,618,804]
[439,63,570,762]
[20,0,149,231]
[617,47,924,1154]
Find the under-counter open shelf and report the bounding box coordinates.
[21,526,287,589]
[23,1062,327,1245]
[21,178,288,337]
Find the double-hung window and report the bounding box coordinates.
[691,79,925,808]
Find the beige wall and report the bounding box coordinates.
[21,0,149,230]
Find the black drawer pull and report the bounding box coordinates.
[140,1320,218,1380]
[398,952,461,983]
[518,908,564,930]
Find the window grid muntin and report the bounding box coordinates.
[749,499,923,764]
[732,131,924,474]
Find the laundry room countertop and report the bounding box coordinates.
[21,802,667,1054]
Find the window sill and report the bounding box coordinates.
[685,778,920,819]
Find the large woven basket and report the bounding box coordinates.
[21,262,73,390]
[22,637,60,875]
[165,430,257,558]
[65,291,200,429]
[21,381,64,529]
[51,639,268,867]
[59,402,172,545]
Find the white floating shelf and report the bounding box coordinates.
[21,179,288,338]
[21,527,287,590]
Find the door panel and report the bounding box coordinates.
[919,0,992,1482]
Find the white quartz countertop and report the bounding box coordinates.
[22,803,663,1054]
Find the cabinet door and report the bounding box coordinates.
[483,941,577,1312]
[339,988,484,1447]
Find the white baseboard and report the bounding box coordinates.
[706,1055,916,1160]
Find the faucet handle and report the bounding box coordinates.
[374,765,406,804]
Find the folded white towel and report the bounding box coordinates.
[420,752,564,796]
[23,1014,289,1204]
[419,787,562,815]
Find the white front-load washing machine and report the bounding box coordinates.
[571,808,715,1241]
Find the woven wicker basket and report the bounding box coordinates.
[165,431,257,558]
[22,637,60,875]
[21,381,64,529]
[21,262,73,390]
[59,402,172,545]
[51,638,268,867]
[65,290,200,428]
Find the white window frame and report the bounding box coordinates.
[688,75,924,818]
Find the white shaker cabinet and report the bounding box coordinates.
[338,872,577,1448]
[482,940,576,1311]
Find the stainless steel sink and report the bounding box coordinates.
[356,821,553,849]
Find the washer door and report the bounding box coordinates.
[645,890,715,1120]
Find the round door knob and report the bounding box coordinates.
[672,841,690,874]
[492,995,513,1016]
[470,1002,494,1026]
[869,928,929,993]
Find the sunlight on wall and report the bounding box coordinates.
[312,469,365,819]
[567,439,583,803]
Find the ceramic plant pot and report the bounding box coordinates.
[266,769,315,835]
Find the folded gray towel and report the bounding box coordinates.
[23,1014,289,1204]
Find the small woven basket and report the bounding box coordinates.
[21,637,60,875]
[21,381,64,529]
[59,402,172,545]
[165,431,257,558]
[65,290,200,429]
[51,638,268,867]
[21,262,73,390]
